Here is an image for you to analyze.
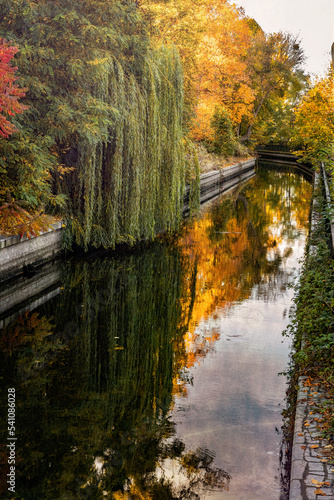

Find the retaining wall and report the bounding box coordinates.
[0,260,61,329]
[0,221,63,282]
[257,149,313,177]
[183,158,256,215]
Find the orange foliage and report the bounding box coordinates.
[191,1,253,140]
[141,0,254,141]
[0,197,55,238]
[292,73,334,164]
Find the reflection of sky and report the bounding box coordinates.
[172,200,308,498]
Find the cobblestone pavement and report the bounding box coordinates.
[290,376,334,499]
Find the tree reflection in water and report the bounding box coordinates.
[0,243,230,499]
[0,167,312,499]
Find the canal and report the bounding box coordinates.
[0,165,312,499]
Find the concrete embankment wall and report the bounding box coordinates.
[257,149,313,177]
[0,221,63,283]
[183,158,256,215]
[0,260,61,329]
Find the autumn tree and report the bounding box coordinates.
[238,31,305,143]
[0,38,26,138]
[142,1,308,152]
[141,0,253,155]
[0,38,57,237]
[291,71,334,168]
[248,69,309,146]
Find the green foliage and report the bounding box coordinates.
[59,46,185,249]
[210,106,237,157]
[0,0,187,248]
[285,178,334,380]
[249,71,310,147]
[0,131,65,210]
[184,138,200,215]
[239,31,306,144]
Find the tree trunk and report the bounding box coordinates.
[239,94,268,142]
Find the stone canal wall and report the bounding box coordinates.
[0,221,63,283]
[0,260,61,329]
[183,158,256,215]
[0,159,256,282]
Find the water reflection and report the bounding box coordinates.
[178,168,311,373]
[173,167,311,499]
[0,167,312,499]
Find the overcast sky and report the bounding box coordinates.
[233,0,334,76]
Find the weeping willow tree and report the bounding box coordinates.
[63,46,185,249]
[0,0,187,249]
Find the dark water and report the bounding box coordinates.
[0,166,312,499]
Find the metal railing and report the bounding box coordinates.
[321,162,334,256]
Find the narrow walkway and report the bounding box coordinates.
[290,377,334,499]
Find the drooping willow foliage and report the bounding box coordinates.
[64,47,185,249]
[0,0,187,249]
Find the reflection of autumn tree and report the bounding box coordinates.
[0,242,229,499]
[0,311,63,380]
[177,168,312,377]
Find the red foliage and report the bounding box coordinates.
[0,38,27,138]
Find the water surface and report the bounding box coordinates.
[0,166,312,499]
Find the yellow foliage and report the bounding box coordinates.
[141,0,254,140]
[292,72,334,164]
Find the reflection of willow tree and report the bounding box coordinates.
[0,242,229,499]
[178,168,312,371]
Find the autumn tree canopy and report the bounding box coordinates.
[0,38,26,138]
[239,31,305,143]
[291,70,334,166]
[141,0,306,152]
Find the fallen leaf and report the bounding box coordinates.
[301,446,306,450]
[311,445,319,449]
[314,489,327,496]
[298,433,303,436]
[311,479,329,487]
